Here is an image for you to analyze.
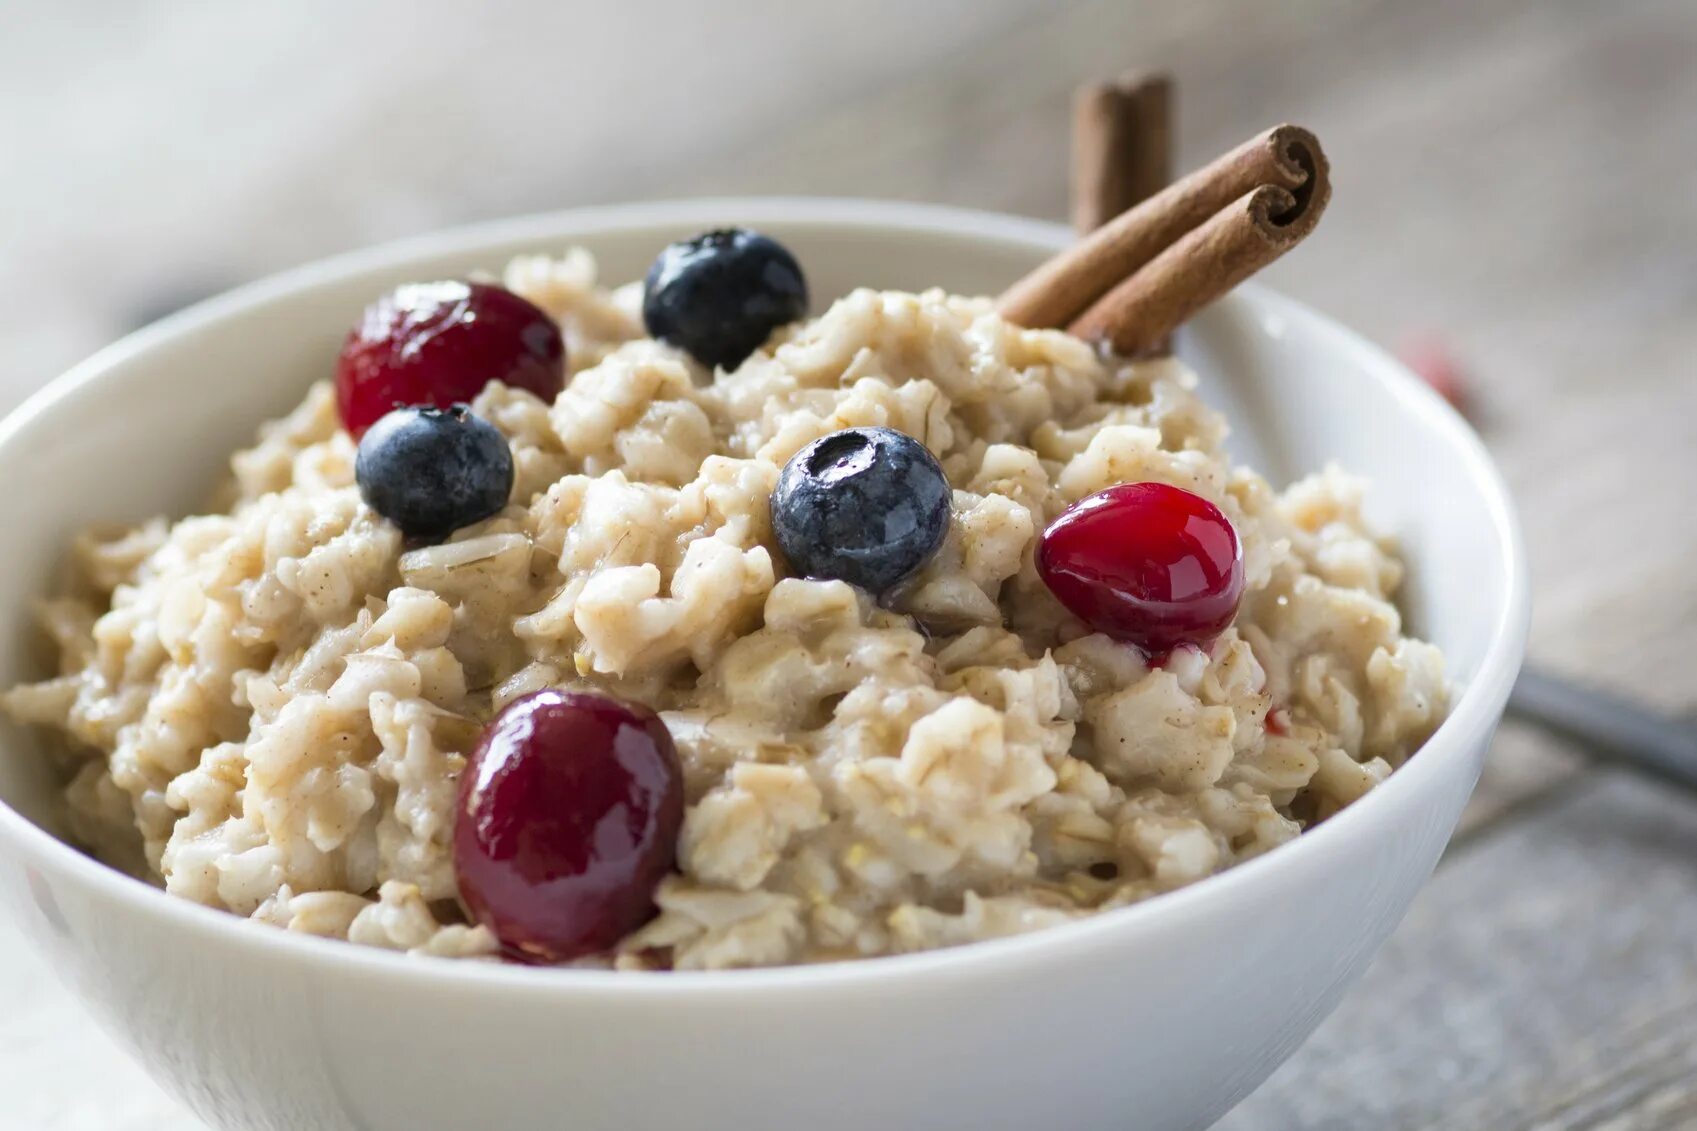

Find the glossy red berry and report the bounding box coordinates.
[454,689,683,963]
[1037,482,1244,655]
[335,281,565,437]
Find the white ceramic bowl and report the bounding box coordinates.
[0,200,1527,1131]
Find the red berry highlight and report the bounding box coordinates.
[1037,482,1244,655]
[454,689,683,963]
[336,281,564,437]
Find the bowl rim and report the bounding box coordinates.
[0,195,1530,999]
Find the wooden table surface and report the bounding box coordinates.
[3,1,1694,1127]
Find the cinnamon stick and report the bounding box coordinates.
[998,124,1330,332]
[1072,71,1172,234]
[1073,71,1176,354]
[1069,184,1305,355]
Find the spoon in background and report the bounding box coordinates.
[1509,666,1697,792]
[1389,346,1697,788]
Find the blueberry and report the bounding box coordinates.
[771,427,952,595]
[642,228,808,370]
[355,404,514,540]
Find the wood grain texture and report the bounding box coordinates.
[1,0,1693,1127]
[1222,772,1697,1130]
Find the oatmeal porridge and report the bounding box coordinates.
[2,230,1447,970]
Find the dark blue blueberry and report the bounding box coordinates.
[355,404,514,540]
[642,228,808,370]
[771,427,952,596]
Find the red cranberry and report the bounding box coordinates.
[1396,334,1471,414]
[1037,482,1244,655]
[454,689,683,963]
[335,281,565,437]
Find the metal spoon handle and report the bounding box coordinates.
[1507,665,1697,791]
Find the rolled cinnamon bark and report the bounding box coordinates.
[999,124,1330,331]
[1068,184,1306,356]
[1072,72,1172,234]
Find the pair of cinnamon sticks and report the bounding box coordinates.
[997,73,1331,357]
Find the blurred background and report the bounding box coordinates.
[4,1,1695,1127]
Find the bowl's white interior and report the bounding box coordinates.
[0,200,1517,846]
